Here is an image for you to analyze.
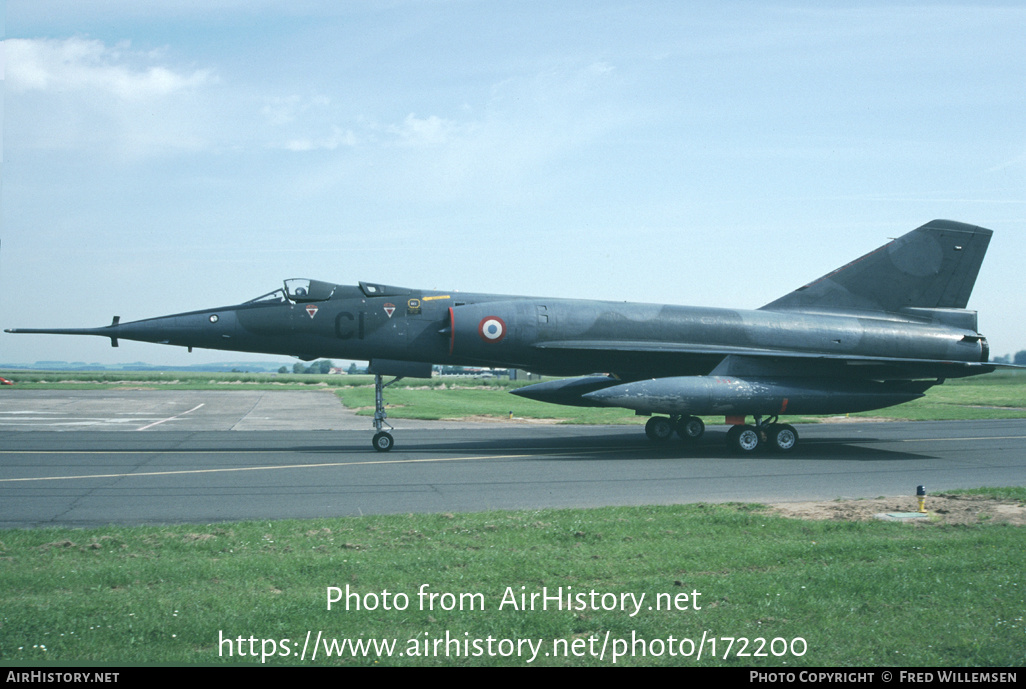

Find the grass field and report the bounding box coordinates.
[2,490,1024,667]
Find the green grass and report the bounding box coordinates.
[2,491,1024,667]
[335,381,644,424]
[839,370,1026,421]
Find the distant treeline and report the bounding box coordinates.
[1,361,292,373]
[284,360,344,375]
[992,350,1026,365]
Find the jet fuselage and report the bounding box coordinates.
[84,282,989,380]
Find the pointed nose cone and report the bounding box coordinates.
[6,309,240,350]
[114,309,240,348]
[511,376,622,407]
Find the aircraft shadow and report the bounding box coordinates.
[289,429,931,462]
[5,427,934,462]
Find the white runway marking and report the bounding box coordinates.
[136,404,205,431]
[0,414,162,427]
[0,450,595,483]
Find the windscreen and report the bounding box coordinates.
[284,279,336,302]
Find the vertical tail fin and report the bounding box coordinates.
[760,220,992,315]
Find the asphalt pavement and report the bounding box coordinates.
[2,390,1023,527]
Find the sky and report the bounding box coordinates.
[2,1,1025,367]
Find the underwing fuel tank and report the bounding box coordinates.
[581,376,935,416]
[509,375,623,407]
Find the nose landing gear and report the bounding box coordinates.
[371,374,399,452]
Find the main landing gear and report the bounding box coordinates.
[644,415,706,442]
[643,414,799,453]
[371,374,401,452]
[725,415,798,454]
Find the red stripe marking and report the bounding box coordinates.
[448,307,455,356]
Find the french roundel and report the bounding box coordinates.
[478,316,507,343]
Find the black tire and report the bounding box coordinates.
[769,424,798,452]
[372,432,394,452]
[645,417,674,442]
[730,425,761,453]
[677,416,705,441]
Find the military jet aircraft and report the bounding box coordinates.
[6,220,1005,452]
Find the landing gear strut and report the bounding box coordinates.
[726,415,799,453]
[371,374,402,452]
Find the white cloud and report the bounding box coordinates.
[261,94,358,152]
[389,113,462,147]
[988,151,1026,173]
[261,94,331,127]
[279,60,629,205]
[283,126,357,152]
[6,37,214,99]
[374,62,625,200]
[6,37,219,158]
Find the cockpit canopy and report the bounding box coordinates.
[247,279,338,305]
[284,279,336,302]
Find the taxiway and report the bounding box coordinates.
[1,390,1023,527]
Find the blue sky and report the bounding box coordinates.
[3,1,1025,366]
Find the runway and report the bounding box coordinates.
[1,390,1024,528]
